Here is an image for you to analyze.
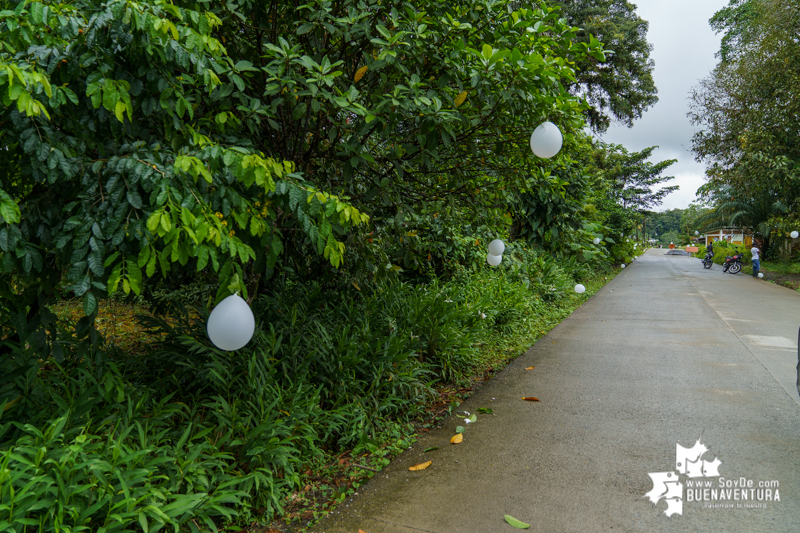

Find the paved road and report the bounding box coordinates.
[313,249,800,533]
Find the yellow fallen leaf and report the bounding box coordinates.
[524,366,535,370]
[450,433,463,444]
[409,461,432,471]
[521,397,540,402]
[359,530,368,533]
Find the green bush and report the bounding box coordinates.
[1,248,612,531]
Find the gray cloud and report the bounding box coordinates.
[597,0,729,211]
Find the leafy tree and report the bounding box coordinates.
[690,0,800,208]
[548,0,658,131]
[594,144,678,211]
[0,0,602,356]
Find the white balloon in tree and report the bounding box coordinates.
[574,284,586,294]
[207,293,255,351]
[487,253,502,267]
[488,239,505,256]
[695,230,699,235]
[529,121,562,158]
[593,237,601,245]
[791,231,799,238]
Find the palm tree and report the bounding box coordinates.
[694,188,787,253]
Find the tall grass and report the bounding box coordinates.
[0,249,611,531]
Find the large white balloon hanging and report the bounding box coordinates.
[488,239,505,256]
[593,237,601,245]
[792,231,799,239]
[486,253,502,267]
[529,121,562,158]
[207,293,255,351]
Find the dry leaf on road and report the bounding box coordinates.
[450,433,463,444]
[521,397,540,402]
[409,461,432,471]
[524,366,535,370]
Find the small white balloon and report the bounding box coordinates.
[593,237,601,245]
[488,239,505,256]
[487,253,502,266]
[529,121,563,158]
[621,264,626,268]
[207,293,255,351]
[758,273,764,278]
[791,231,799,238]
[695,230,699,235]
[574,284,586,294]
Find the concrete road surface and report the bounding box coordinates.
[312,249,800,533]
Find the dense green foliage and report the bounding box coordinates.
[0,0,672,529]
[549,0,658,131]
[690,0,800,254]
[1,251,611,530]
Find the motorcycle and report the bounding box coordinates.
[722,253,743,274]
[702,251,714,269]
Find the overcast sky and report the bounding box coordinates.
[596,0,730,212]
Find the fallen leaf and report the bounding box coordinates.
[477,407,493,415]
[521,397,540,402]
[455,425,465,433]
[359,530,368,533]
[524,366,535,370]
[468,413,477,423]
[504,515,530,529]
[408,461,431,471]
[423,447,439,452]
[450,433,463,444]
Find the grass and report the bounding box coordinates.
[9,263,619,533]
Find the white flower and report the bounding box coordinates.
[464,418,471,424]
[463,411,470,415]
[445,299,453,303]
[480,312,486,319]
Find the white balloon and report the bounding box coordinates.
[488,239,505,256]
[621,264,626,268]
[758,273,764,278]
[529,121,563,158]
[207,294,255,351]
[487,253,502,266]
[626,239,629,242]
[593,237,601,245]
[695,230,699,235]
[791,231,799,239]
[574,284,586,294]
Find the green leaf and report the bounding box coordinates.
[28,2,43,24]
[504,515,530,529]
[455,425,465,434]
[423,447,439,452]
[83,291,97,315]
[127,191,142,209]
[468,413,477,423]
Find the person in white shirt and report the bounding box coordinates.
[750,243,761,278]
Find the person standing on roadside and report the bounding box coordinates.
[750,242,761,278]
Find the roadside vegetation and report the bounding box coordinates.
[1,0,666,531]
[688,0,800,261]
